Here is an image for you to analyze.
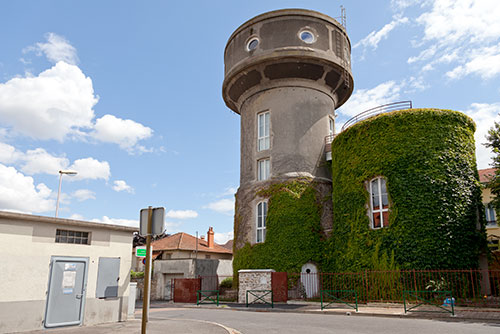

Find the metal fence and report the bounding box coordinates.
[288,270,500,307]
[341,101,413,132]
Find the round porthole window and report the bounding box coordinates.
[299,30,315,44]
[246,37,259,51]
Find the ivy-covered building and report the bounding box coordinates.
[223,9,487,276]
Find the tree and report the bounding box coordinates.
[486,120,500,208]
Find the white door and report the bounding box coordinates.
[300,263,319,298]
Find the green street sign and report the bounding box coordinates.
[136,247,147,257]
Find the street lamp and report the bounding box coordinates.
[55,170,77,218]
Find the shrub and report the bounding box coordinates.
[220,277,233,289]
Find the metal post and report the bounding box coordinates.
[55,172,63,217]
[141,206,153,334]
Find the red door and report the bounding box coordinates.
[272,272,288,302]
[173,278,200,303]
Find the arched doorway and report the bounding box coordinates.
[300,263,319,298]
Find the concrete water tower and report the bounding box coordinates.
[223,9,353,250]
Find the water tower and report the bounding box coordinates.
[223,9,353,250]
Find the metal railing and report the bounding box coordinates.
[403,290,455,315]
[197,290,219,306]
[341,101,413,132]
[287,269,500,307]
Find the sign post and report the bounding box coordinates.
[141,206,152,334]
[139,206,164,334]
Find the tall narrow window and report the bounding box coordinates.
[485,204,497,227]
[256,201,267,243]
[329,117,335,136]
[258,159,270,181]
[369,177,389,228]
[258,112,270,151]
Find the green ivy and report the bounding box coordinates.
[326,108,487,271]
[233,179,325,278]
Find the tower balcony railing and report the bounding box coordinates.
[341,101,413,132]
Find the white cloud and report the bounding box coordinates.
[165,209,198,219]
[0,142,111,182]
[463,102,500,169]
[337,81,402,118]
[91,216,139,228]
[69,213,84,220]
[409,0,500,80]
[112,180,134,193]
[417,0,500,45]
[214,231,233,245]
[391,0,424,10]
[72,189,96,202]
[0,35,154,153]
[69,158,110,181]
[0,142,21,164]
[20,148,69,175]
[0,61,97,141]
[354,16,409,51]
[446,44,500,80]
[92,114,153,151]
[0,163,54,213]
[203,198,235,215]
[219,187,237,197]
[25,33,79,65]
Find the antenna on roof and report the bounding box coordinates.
[340,5,346,29]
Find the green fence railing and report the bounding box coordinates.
[403,290,454,316]
[320,290,358,311]
[196,290,219,306]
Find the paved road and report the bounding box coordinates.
[149,307,500,334]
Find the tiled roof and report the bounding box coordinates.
[222,239,233,250]
[152,232,232,254]
[479,168,496,183]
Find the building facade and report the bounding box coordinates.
[133,227,232,300]
[0,211,137,333]
[225,9,486,275]
[479,168,500,252]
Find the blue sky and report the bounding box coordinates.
[1,0,499,243]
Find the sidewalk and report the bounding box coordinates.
[147,300,500,323]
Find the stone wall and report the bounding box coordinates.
[238,269,274,304]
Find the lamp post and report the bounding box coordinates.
[55,170,77,218]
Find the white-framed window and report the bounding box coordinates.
[485,204,497,227]
[258,158,270,181]
[256,201,267,243]
[258,112,270,151]
[329,117,335,136]
[369,177,389,228]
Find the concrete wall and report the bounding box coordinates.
[239,85,335,184]
[238,269,274,304]
[0,214,135,333]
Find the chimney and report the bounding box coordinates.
[207,227,214,248]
